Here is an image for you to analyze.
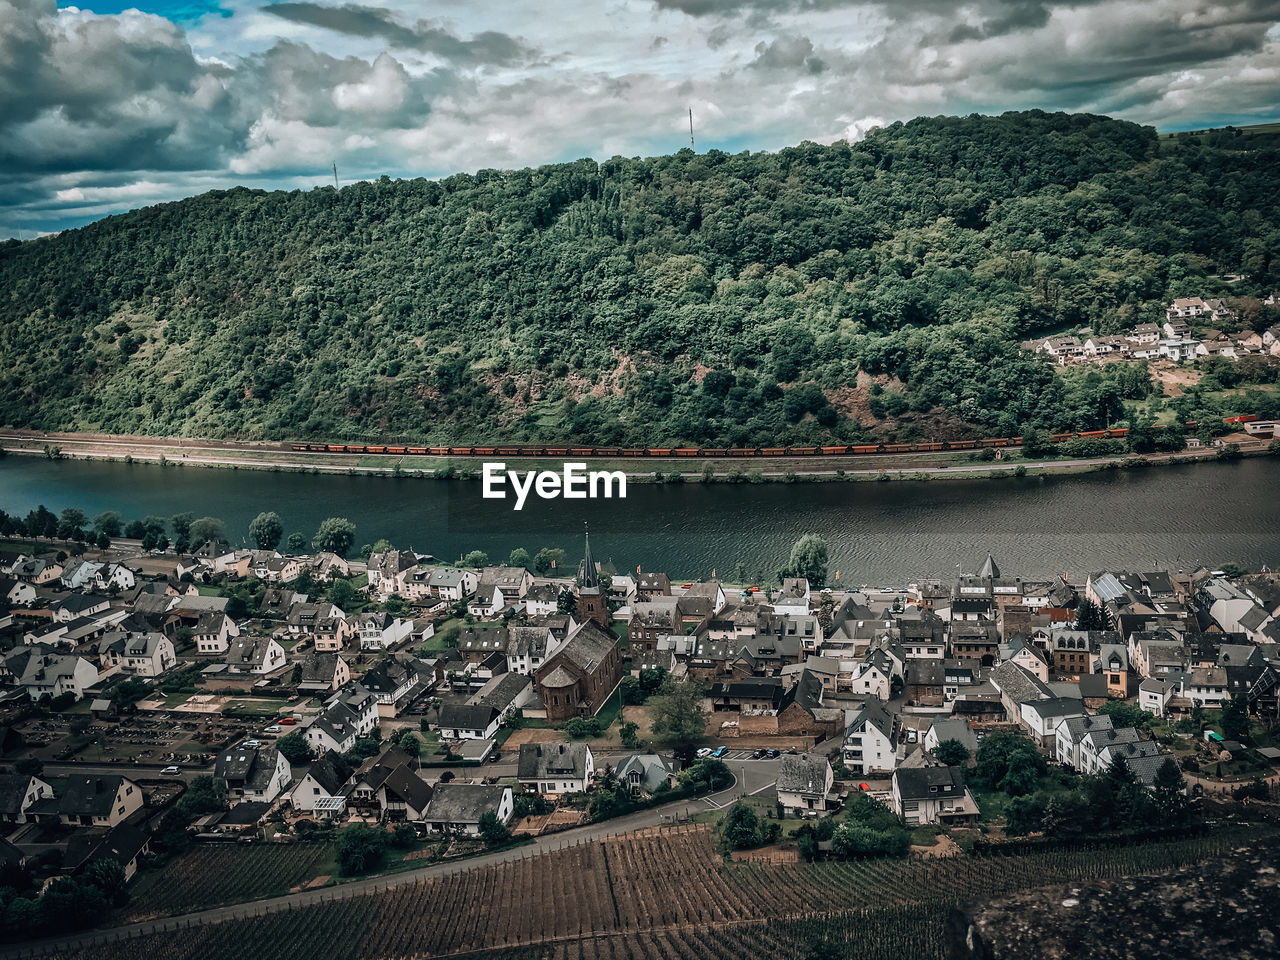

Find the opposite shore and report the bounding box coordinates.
[1,429,1274,483]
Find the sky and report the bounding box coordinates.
[3,0,1280,237]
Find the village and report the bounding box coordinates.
[0,521,1279,943]
[1022,294,1280,366]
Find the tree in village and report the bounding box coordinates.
[778,533,828,587]
[934,739,970,767]
[187,516,225,548]
[1074,597,1107,631]
[648,677,708,763]
[1221,695,1251,742]
[249,511,284,550]
[312,517,357,557]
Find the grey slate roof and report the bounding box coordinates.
[424,783,507,824]
[776,753,831,795]
[517,741,591,780]
[894,764,965,801]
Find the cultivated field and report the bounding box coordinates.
[39,826,1257,960]
[122,843,334,921]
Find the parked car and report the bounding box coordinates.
[487,751,501,763]
[766,749,780,759]
[241,739,261,748]
[263,725,281,734]
[696,747,712,758]
[712,746,727,758]
[752,748,767,759]
[160,766,180,776]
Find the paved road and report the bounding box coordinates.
[1,764,779,958]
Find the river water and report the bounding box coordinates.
[1,456,1277,584]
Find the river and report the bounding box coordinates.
[1,456,1277,584]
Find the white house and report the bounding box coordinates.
[353,613,414,652]
[289,754,347,816]
[194,612,240,655]
[776,753,835,815]
[19,652,99,701]
[423,784,513,836]
[891,766,979,826]
[215,744,292,803]
[842,700,900,776]
[100,630,176,677]
[516,742,595,795]
[426,568,477,602]
[1019,697,1085,750]
[225,636,286,675]
[437,703,501,740]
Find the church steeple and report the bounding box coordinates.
[580,522,598,589]
[575,522,607,628]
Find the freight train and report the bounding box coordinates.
[287,427,1137,458]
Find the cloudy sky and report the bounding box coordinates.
[3,0,1279,237]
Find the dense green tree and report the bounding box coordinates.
[176,776,226,817]
[92,510,122,537]
[777,533,829,587]
[335,823,388,874]
[1074,597,1107,631]
[249,511,284,550]
[1098,700,1152,730]
[973,732,1046,797]
[721,802,763,850]
[312,517,357,557]
[187,516,224,548]
[463,550,489,569]
[508,547,531,568]
[277,731,312,765]
[1221,696,1251,741]
[533,547,567,575]
[934,739,970,767]
[56,508,86,541]
[648,677,708,762]
[478,811,510,847]
[286,532,307,551]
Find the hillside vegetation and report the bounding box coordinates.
[2,111,1278,446]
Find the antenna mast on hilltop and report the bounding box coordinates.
[332,163,339,189]
[688,108,695,151]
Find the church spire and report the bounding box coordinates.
[581,522,598,589]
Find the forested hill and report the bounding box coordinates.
[2,111,1278,446]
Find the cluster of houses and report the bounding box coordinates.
[4,524,1280,847]
[1022,297,1280,366]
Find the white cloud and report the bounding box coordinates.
[3,0,1280,237]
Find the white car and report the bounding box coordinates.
[263,725,281,734]
[241,739,261,748]
[696,747,712,758]
[160,765,180,776]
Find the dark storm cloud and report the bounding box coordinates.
[265,2,535,66]
[749,35,826,74]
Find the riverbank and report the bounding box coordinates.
[1,428,1272,483]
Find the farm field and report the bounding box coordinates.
[40,825,1263,960]
[122,843,335,921]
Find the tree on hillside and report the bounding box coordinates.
[335,823,388,874]
[312,517,357,557]
[508,547,531,568]
[778,534,828,587]
[648,677,707,763]
[463,550,489,569]
[249,511,284,550]
[287,532,307,552]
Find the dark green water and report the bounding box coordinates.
[1,456,1277,583]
